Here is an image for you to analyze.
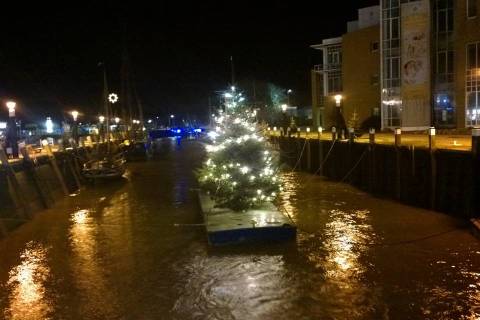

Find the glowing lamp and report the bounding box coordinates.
[281,104,288,112]
[46,117,54,134]
[114,117,120,124]
[6,101,16,117]
[334,94,343,106]
[98,115,105,123]
[71,110,79,122]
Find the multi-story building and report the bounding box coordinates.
[311,6,381,130]
[312,0,480,130]
[381,0,480,129]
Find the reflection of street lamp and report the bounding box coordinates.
[5,101,18,158]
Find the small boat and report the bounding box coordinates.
[82,153,126,180]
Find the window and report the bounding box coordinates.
[468,0,477,18]
[466,42,480,126]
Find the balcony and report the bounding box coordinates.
[313,63,342,73]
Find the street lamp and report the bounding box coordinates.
[281,104,288,113]
[5,101,18,158]
[169,114,175,127]
[71,110,79,122]
[98,116,105,142]
[46,117,54,134]
[114,117,120,124]
[334,94,343,107]
[70,110,79,145]
[6,101,16,117]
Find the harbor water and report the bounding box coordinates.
[0,138,479,319]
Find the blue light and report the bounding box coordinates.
[194,128,202,133]
[176,129,181,134]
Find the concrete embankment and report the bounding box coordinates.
[274,136,479,220]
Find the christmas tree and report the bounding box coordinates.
[198,87,282,211]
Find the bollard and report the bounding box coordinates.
[428,127,437,210]
[395,128,402,147]
[428,127,436,150]
[472,128,480,216]
[472,128,480,156]
[332,127,337,141]
[369,128,376,144]
[318,126,323,140]
[348,127,355,143]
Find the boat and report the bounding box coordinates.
[83,153,126,180]
[81,63,127,180]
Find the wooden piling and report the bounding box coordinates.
[306,139,311,172]
[20,147,53,209]
[0,147,30,218]
[45,144,69,196]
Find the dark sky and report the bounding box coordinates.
[0,0,378,124]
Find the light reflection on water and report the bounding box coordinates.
[4,242,51,320]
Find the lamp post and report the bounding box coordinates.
[6,101,18,158]
[71,110,79,145]
[334,94,344,135]
[169,114,175,127]
[98,115,105,142]
[287,89,293,106]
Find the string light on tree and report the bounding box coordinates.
[198,86,282,211]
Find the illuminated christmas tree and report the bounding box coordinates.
[198,86,282,211]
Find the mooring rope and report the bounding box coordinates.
[303,139,337,186]
[290,139,308,172]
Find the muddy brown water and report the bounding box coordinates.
[0,138,479,319]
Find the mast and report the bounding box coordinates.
[121,45,133,139]
[102,65,110,152]
[230,56,235,86]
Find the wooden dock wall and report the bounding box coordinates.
[276,137,476,219]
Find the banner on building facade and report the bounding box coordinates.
[401,0,431,129]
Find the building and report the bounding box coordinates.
[311,6,381,130]
[380,0,480,129]
[312,0,480,131]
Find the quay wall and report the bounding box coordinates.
[275,136,477,219]
[0,148,90,235]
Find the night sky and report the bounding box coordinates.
[0,1,378,124]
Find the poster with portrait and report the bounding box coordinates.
[401,0,431,128]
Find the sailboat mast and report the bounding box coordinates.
[103,66,110,151]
